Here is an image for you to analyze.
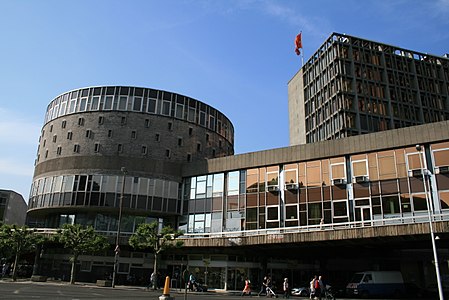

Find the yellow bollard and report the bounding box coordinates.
[163,276,170,296]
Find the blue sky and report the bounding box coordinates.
[1,0,448,201]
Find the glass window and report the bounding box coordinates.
[333,200,348,217]
[378,155,396,179]
[352,160,368,177]
[285,205,298,220]
[434,149,449,166]
[307,161,321,186]
[331,163,345,179]
[439,191,449,209]
[91,96,100,110]
[266,206,279,221]
[79,97,87,112]
[118,96,127,110]
[133,97,142,111]
[266,166,279,187]
[104,96,113,110]
[227,171,239,196]
[148,98,156,113]
[382,195,400,214]
[246,169,258,193]
[284,164,298,184]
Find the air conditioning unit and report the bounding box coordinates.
[332,178,346,186]
[436,166,449,174]
[285,183,299,190]
[408,169,423,177]
[354,176,369,183]
[267,186,280,192]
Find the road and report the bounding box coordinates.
[0,280,419,300]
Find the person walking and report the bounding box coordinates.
[241,277,252,297]
[258,276,268,296]
[283,277,290,298]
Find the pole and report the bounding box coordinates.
[112,167,127,288]
[416,145,444,300]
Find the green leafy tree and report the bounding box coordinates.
[0,224,43,281]
[129,221,183,288]
[56,224,109,284]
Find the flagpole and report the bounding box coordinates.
[301,32,304,67]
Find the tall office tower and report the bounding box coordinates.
[288,32,449,145]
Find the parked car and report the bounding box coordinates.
[291,286,309,297]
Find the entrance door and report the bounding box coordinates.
[355,206,372,226]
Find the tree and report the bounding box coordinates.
[0,224,43,281]
[56,224,109,284]
[129,221,183,288]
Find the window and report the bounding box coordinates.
[61,120,66,128]
[131,131,137,139]
[121,117,127,125]
[98,116,104,124]
[197,143,202,152]
[57,146,62,155]
[118,144,123,153]
[74,144,80,153]
[155,133,160,142]
[78,118,84,126]
[53,135,57,143]
[133,97,142,111]
[178,138,183,146]
[144,119,150,128]
[104,96,113,110]
[67,132,73,140]
[142,145,147,155]
[108,130,112,138]
[50,125,53,132]
[45,150,48,158]
[165,149,171,158]
[94,143,100,153]
[187,154,192,162]
[118,96,127,110]
[86,130,92,138]
[266,206,279,221]
[189,127,193,136]
[168,122,173,131]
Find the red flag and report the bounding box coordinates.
[295,33,302,55]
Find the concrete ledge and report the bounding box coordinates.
[31,275,47,282]
[96,280,112,287]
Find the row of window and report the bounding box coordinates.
[44,86,234,143]
[183,142,449,233]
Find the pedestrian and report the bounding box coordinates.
[258,276,268,296]
[150,271,157,290]
[283,277,290,298]
[241,277,252,297]
[309,276,316,299]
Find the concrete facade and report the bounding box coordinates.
[0,190,27,225]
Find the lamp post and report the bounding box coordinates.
[416,145,444,300]
[112,167,127,288]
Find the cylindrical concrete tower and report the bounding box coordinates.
[27,86,234,230]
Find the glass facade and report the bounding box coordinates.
[183,141,449,234]
[28,174,181,230]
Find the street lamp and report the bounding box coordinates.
[112,167,127,288]
[416,145,444,300]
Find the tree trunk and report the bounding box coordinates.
[12,252,19,281]
[153,253,158,289]
[70,255,78,284]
